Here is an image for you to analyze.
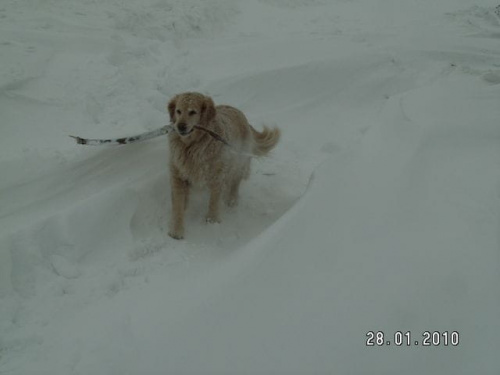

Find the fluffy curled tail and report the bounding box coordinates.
[250,125,281,156]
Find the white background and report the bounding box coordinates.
[1,0,499,373]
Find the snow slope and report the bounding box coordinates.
[1,0,499,373]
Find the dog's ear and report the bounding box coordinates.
[201,96,216,125]
[167,96,177,123]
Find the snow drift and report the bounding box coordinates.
[1,0,499,374]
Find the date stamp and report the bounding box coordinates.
[366,331,459,347]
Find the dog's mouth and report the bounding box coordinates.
[176,127,195,137]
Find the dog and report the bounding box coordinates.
[167,92,280,239]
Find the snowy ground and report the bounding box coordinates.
[1,0,499,374]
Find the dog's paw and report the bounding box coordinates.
[168,231,184,240]
[205,215,221,224]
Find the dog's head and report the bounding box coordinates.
[167,92,216,137]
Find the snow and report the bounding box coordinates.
[1,0,499,373]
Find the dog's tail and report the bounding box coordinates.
[250,125,281,156]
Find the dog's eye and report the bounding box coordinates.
[188,110,197,116]
[176,109,182,115]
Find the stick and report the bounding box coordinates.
[70,124,173,146]
[193,125,231,147]
[70,124,256,157]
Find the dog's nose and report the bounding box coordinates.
[177,123,187,133]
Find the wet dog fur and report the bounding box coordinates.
[167,92,280,239]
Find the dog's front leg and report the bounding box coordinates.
[206,183,222,224]
[169,169,189,240]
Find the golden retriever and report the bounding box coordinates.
[167,92,280,239]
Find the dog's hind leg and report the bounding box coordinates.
[206,183,222,224]
[225,177,241,207]
[184,181,190,210]
[225,159,250,207]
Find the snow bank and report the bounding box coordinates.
[1,0,499,374]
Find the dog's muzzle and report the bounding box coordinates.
[176,123,194,136]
